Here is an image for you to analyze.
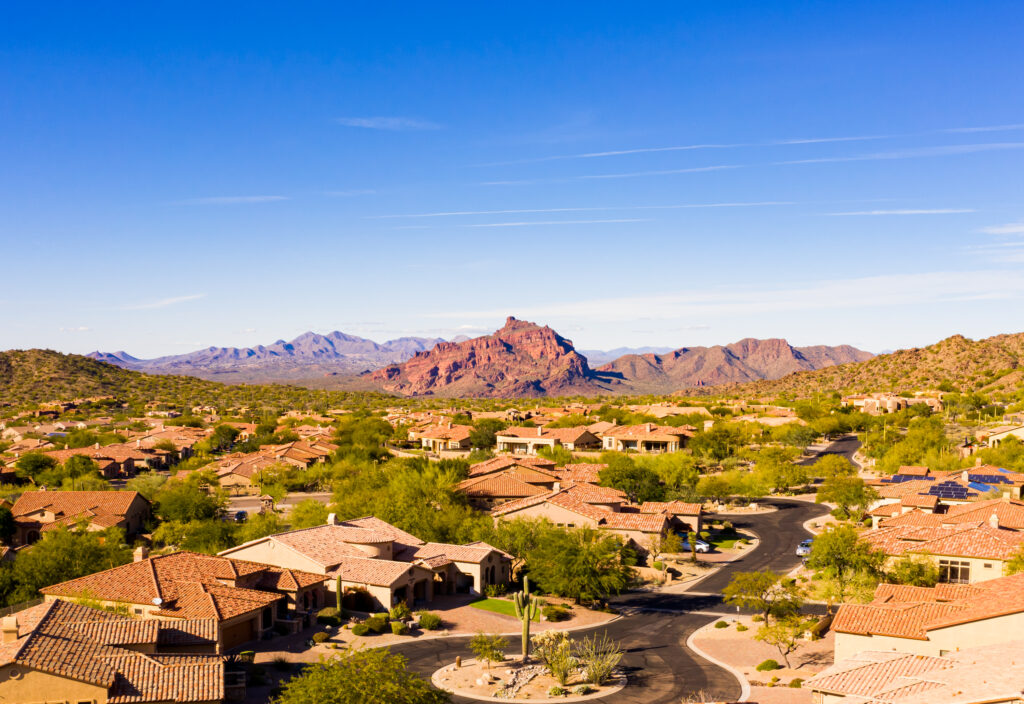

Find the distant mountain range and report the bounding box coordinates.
[84,319,873,395]
[87,331,445,384]
[365,316,873,397]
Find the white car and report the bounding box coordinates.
[681,538,711,553]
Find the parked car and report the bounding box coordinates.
[681,538,711,553]
[234,510,248,523]
[796,538,813,557]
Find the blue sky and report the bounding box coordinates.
[2,2,1024,358]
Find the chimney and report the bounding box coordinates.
[553,482,561,492]
[612,419,618,426]
[133,546,149,562]
[136,438,141,448]
[962,470,970,482]
[976,458,983,467]
[646,423,653,433]
[537,427,542,437]
[94,442,100,450]
[990,512,1000,530]
[1,616,18,644]
[1004,492,1012,502]
[326,513,339,525]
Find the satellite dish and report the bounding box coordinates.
[152,597,163,606]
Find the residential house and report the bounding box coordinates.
[0,599,224,704]
[832,573,1024,660]
[219,515,511,611]
[418,423,473,452]
[600,424,694,453]
[983,424,1024,447]
[491,484,671,551]
[494,426,601,454]
[209,452,280,495]
[639,501,704,533]
[256,439,338,467]
[807,641,1024,704]
[41,550,328,650]
[11,490,150,545]
[861,520,1024,584]
[467,455,557,477]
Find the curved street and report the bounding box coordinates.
[393,497,830,702]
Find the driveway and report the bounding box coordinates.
[392,498,829,702]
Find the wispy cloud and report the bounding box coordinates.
[123,294,206,311]
[335,117,440,131]
[427,270,1024,322]
[60,326,90,332]
[369,201,793,219]
[579,165,738,180]
[480,124,1024,166]
[466,218,652,228]
[825,209,975,216]
[178,196,288,205]
[978,222,1024,235]
[777,142,1024,165]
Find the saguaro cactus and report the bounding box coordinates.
[513,575,540,662]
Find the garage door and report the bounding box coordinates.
[221,617,256,650]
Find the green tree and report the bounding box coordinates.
[816,476,878,520]
[812,454,856,480]
[527,527,635,604]
[482,518,559,577]
[469,419,507,448]
[755,615,809,668]
[153,478,224,522]
[1006,545,1024,576]
[806,524,885,610]
[236,511,287,544]
[598,453,665,503]
[125,471,169,501]
[14,452,57,481]
[887,554,939,587]
[208,424,241,452]
[0,507,14,544]
[288,499,330,529]
[9,526,132,603]
[273,648,449,704]
[723,571,803,624]
[152,519,238,554]
[469,633,508,671]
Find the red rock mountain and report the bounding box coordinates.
[366,320,872,397]
[368,317,615,397]
[597,338,873,394]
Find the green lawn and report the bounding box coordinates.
[469,598,539,620]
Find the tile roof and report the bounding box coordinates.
[329,556,427,587]
[408,542,509,565]
[554,463,606,483]
[41,551,323,621]
[599,512,669,533]
[0,599,222,703]
[833,572,1024,641]
[807,641,1024,704]
[418,424,473,441]
[601,424,695,441]
[640,501,703,516]
[456,472,550,499]
[496,426,597,443]
[863,522,1024,560]
[12,490,145,521]
[468,455,556,477]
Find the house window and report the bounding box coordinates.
[938,559,970,584]
[984,563,993,569]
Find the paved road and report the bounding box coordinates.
[227,491,332,515]
[798,433,861,467]
[393,496,829,702]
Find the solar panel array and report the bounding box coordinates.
[925,480,974,500]
[883,474,937,484]
[970,474,1012,485]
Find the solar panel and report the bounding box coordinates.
[970,474,1011,485]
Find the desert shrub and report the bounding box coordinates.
[789,678,804,688]
[548,686,567,696]
[271,656,292,671]
[417,611,442,630]
[365,614,388,633]
[470,633,507,670]
[723,520,734,531]
[542,604,570,622]
[484,583,507,597]
[532,630,569,668]
[316,607,342,626]
[575,632,622,685]
[756,659,781,671]
[714,620,729,628]
[736,623,748,632]
[652,560,664,570]
[752,614,765,622]
[311,631,330,644]
[546,637,577,686]
[390,620,409,635]
[573,685,593,695]
[769,675,780,686]
[350,623,369,636]
[389,602,411,621]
